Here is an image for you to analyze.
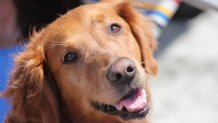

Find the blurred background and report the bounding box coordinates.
[0,0,218,123]
[150,1,218,123]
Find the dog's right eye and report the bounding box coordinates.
[64,52,78,63]
[109,23,122,34]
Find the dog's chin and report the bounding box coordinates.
[92,88,149,120]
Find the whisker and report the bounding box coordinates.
[46,41,66,50]
[139,61,145,65]
[142,68,152,76]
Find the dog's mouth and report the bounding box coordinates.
[92,88,149,120]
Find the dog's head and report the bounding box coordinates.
[3,1,157,123]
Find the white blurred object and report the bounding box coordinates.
[150,10,218,123]
[184,0,218,10]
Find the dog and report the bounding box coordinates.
[2,1,157,123]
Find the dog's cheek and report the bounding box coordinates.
[136,64,149,85]
[126,32,142,62]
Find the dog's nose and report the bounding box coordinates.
[107,58,136,84]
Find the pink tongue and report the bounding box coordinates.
[115,89,147,112]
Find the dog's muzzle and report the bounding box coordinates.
[92,88,149,120]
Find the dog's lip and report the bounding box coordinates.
[120,104,149,120]
[92,88,149,120]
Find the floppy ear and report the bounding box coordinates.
[2,31,61,123]
[115,2,158,75]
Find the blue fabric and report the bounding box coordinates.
[0,45,24,123]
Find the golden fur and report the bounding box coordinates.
[2,1,157,123]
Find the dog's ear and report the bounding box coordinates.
[2,31,61,123]
[115,2,158,75]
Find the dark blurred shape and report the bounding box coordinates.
[156,2,202,56]
[13,0,82,40]
[173,2,202,20]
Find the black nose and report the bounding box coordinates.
[107,58,136,85]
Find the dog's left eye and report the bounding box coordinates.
[109,23,122,34]
[64,52,78,63]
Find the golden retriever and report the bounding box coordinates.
[2,1,157,123]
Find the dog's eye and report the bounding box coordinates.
[109,23,122,34]
[64,52,77,63]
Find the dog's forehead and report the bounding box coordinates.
[68,3,119,24]
[46,3,125,41]
[43,2,132,52]
[49,4,114,30]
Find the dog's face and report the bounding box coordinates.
[3,1,157,123]
[45,2,157,121]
